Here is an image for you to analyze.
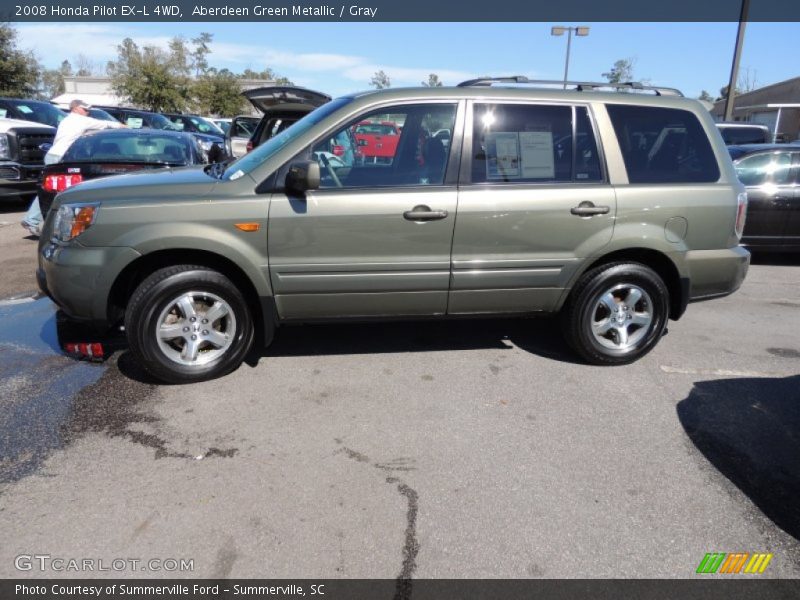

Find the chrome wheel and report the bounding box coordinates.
[155,291,237,366]
[590,283,653,353]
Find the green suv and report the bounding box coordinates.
[38,78,750,383]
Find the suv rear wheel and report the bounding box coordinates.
[125,265,254,383]
[563,262,669,365]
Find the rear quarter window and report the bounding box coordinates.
[607,105,720,184]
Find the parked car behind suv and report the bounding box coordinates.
[728,143,800,252]
[716,122,771,145]
[38,77,749,383]
[37,128,209,219]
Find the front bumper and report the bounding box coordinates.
[685,245,750,302]
[38,241,141,327]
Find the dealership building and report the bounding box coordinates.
[712,76,800,142]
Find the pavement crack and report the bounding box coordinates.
[334,439,420,588]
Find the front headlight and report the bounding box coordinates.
[52,203,100,242]
[199,139,214,151]
[0,135,10,160]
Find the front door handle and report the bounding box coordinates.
[570,201,610,216]
[404,204,448,221]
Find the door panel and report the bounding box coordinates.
[268,189,457,318]
[450,185,616,313]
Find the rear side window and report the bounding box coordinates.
[607,105,719,183]
[471,104,602,184]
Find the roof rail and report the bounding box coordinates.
[456,76,684,97]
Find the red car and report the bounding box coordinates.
[353,120,400,163]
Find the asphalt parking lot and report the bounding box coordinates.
[0,208,798,578]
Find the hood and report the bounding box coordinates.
[0,117,56,133]
[243,86,331,116]
[56,165,218,206]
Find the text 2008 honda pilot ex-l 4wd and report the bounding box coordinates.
[38,78,750,384]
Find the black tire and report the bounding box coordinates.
[124,265,254,384]
[562,262,669,365]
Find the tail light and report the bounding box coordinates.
[246,140,254,153]
[64,342,104,361]
[332,144,345,156]
[43,173,83,193]
[735,192,748,239]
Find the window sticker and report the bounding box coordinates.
[487,132,520,179]
[519,129,555,179]
[126,117,144,128]
[17,105,33,114]
[486,128,555,180]
[0,109,7,118]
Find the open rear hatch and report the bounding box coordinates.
[243,86,332,116]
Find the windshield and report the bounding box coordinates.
[8,100,65,127]
[223,97,352,180]
[150,113,181,131]
[356,123,397,135]
[63,132,194,164]
[88,108,119,122]
[189,116,224,135]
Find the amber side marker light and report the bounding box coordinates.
[70,206,97,239]
[235,223,260,232]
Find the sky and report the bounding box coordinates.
[14,21,800,99]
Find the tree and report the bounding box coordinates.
[238,67,292,85]
[74,54,98,76]
[602,58,636,85]
[191,32,213,77]
[0,23,40,97]
[698,90,714,102]
[422,73,443,87]
[40,60,73,99]
[106,37,191,112]
[370,70,391,89]
[738,66,759,93]
[193,68,244,116]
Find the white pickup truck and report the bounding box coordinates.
[0,117,55,203]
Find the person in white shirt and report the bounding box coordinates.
[22,99,124,236]
[45,99,124,164]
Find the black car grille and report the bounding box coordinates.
[17,133,53,163]
[0,165,20,180]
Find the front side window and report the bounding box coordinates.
[471,104,602,184]
[607,104,719,184]
[310,103,457,189]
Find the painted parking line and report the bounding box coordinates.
[660,365,787,378]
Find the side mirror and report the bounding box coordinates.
[286,160,320,194]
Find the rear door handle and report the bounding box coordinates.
[570,201,610,216]
[404,204,448,221]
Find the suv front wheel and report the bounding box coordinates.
[563,262,669,365]
[125,265,254,384]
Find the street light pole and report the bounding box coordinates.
[552,26,590,89]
